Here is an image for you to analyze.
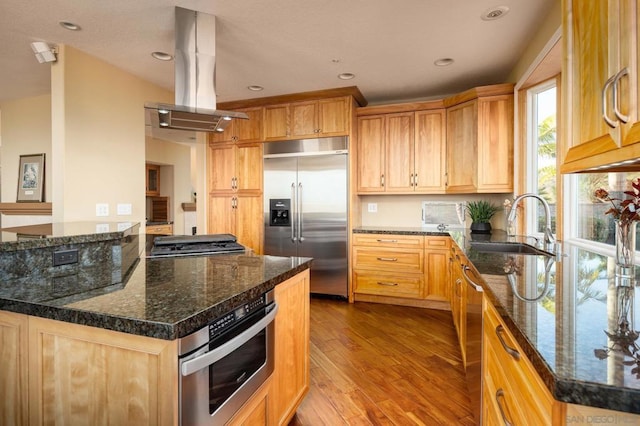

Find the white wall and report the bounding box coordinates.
[0,95,52,203]
[50,45,172,227]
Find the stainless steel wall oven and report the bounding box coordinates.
[178,290,277,425]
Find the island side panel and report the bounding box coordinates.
[271,268,310,425]
[27,317,178,425]
[0,310,29,425]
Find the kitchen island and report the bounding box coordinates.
[0,222,312,425]
[354,227,640,422]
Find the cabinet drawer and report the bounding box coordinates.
[352,246,423,272]
[425,236,450,249]
[483,301,553,425]
[353,233,424,249]
[353,270,423,299]
[145,224,173,235]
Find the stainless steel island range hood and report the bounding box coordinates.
[145,7,247,134]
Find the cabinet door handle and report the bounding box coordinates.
[495,325,521,360]
[462,265,484,293]
[377,281,399,286]
[414,174,418,186]
[602,74,619,128]
[455,278,462,298]
[376,239,398,243]
[495,389,514,426]
[377,257,398,262]
[613,67,630,124]
[381,174,385,187]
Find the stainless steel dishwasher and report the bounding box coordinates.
[461,263,484,425]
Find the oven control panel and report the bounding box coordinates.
[209,295,266,339]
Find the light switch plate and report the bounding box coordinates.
[117,203,132,215]
[368,203,377,213]
[96,203,109,217]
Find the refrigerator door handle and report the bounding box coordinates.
[298,182,304,242]
[291,183,297,242]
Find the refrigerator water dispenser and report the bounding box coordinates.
[269,199,290,226]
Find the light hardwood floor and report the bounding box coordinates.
[289,297,474,425]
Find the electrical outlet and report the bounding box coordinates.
[53,249,78,267]
[96,203,109,217]
[368,203,378,213]
[116,203,132,215]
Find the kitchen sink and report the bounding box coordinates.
[469,242,553,257]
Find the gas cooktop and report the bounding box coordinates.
[148,234,245,257]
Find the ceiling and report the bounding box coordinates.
[0,0,556,107]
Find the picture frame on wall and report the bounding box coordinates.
[16,153,45,202]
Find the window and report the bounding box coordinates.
[573,172,640,250]
[525,80,557,236]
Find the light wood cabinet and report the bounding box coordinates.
[482,298,553,426]
[28,316,178,425]
[356,110,446,194]
[414,109,447,192]
[424,236,451,301]
[352,233,425,300]
[209,142,263,194]
[145,223,173,235]
[445,88,514,193]
[561,0,640,172]
[352,233,450,308]
[208,140,263,252]
[210,107,264,143]
[449,245,466,355]
[208,194,263,253]
[145,163,160,196]
[0,311,28,426]
[270,269,310,425]
[264,97,350,141]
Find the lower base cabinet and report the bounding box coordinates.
[0,270,310,426]
[230,269,310,425]
[352,233,450,309]
[482,298,554,425]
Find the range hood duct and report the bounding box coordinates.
[145,7,248,134]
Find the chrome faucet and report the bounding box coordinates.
[507,193,556,251]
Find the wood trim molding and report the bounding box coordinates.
[218,86,368,110]
[443,83,515,108]
[356,99,445,116]
[0,203,52,215]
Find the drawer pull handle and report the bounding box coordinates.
[377,281,399,286]
[376,239,398,243]
[496,325,521,360]
[495,389,514,426]
[377,257,398,262]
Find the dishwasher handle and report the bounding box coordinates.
[181,303,279,377]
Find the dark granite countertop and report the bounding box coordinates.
[354,226,640,415]
[0,251,312,340]
[0,221,138,251]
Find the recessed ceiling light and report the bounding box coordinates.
[151,51,173,61]
[59,21,81,31]
[434,58,455,67]
[248,85,264,91]
[338,73,355,80]
[481,6,510,21]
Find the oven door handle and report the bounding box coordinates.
[181,303,279,377]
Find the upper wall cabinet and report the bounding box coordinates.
[264,97,350,141]
[356,109,446,194]
[561,0,640,172]
[210,107,264,144]
[356,84,513,195]
[145,163,160,196]
[445,87,514,193]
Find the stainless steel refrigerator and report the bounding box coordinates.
[263,137,348,297]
